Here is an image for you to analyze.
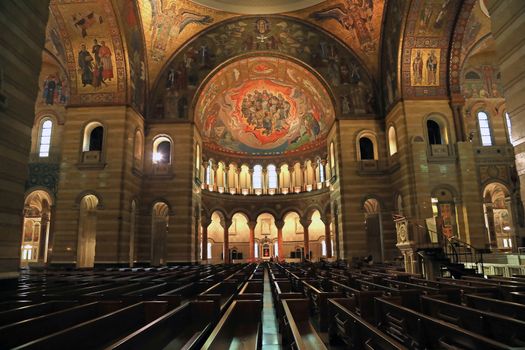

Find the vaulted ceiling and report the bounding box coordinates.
[42,0,493,117]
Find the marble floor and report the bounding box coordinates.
[262,267,281,349]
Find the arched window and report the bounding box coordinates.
[39,119,53,157]
[427,120,442,145]
[153,136,171,164]
[505,112,512,143]
[477,111,493,146]
[254,241,259,258]
[267,164,277,189]
[359,137,375,160]
[388,126,397,155]
[253,164,262,189]
[83,122,104,152]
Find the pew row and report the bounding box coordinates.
[201,300,262,350]
[281,299,327,350]
[106,300,219,350]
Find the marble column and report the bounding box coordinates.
[275,219,284,259]
[300,218,312,260]
[322,214,333,258]
[223,218,232,263]
[201,216,210,262]
[248,220,257,260]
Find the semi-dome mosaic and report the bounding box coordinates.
[195,56,335,157]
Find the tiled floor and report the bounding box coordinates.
[262,267,281,349]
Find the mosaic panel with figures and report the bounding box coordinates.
[151,16,376,121]
[50,0,126,105]
[195,56,335,157]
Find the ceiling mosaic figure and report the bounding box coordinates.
[195,56,335,157]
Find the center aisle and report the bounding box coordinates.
[262,265,281,349]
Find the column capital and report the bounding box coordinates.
[321,213,332,225]
[201,216,211,227]
[248,220,257,230]
[274,219,285,229]
[300,218,312,228]
[221,218,232,229]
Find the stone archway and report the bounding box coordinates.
[151,202,169,266]
[21,190,53,266]
[77,194,99,268]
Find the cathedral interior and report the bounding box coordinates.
[1,0,525,348]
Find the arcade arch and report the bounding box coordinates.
[77,194,99,268]
[21,190,53,266]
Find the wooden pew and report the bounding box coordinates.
[0,301,123,348]
[464,293,525,321]
[436,277,525,300]
[13,301,170,350]
[328,298,408,349]
[510,291,525,304]
[281,299,327,350]
[105,300,219,350]
[157,281,210,305]
[384,278,462,303]
[411,277,499,298]
[201,300,262,350]
[0,301,35,312]
[356,279,422,311]
[272,280,304,332]
[0,300,78,326]
[419,295,525,347]
[301,280,343,331]
[197,281,242,314]
[375,297,512,349]
[236,281,263,301]
[329,280,382,322]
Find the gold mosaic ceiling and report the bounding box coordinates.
[45,0,479,112]
[137,0,385,87]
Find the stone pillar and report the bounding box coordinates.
[488,1,525,234]
[504,197,517,251]
[201,216,210,262]
[301,165,307,191]
[450,97,466,142]
[248,169,253,194]
[211,163,217,191]
[201,161,207,188]
[276,167,280,194]
[0,0,50,278]
[223,218,231,263]
[235,168,241,193]
[248,220,257,260]
[262,169,267,194]
[47,205,56,263]
[223,166,227,190]
[38,213,49,262]
[275,219,284,259]
[484,202,496,249]
[300,218,312,260]
[322,214,333,258]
